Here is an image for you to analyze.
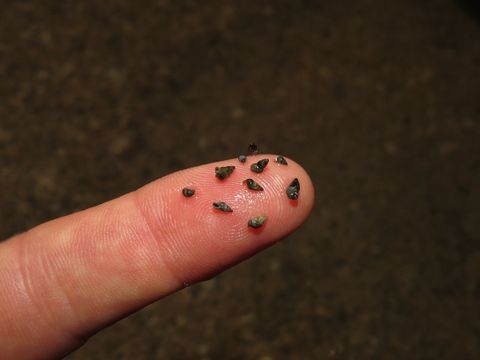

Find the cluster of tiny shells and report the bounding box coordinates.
[181,144,300,230]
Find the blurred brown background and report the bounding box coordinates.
[1,0,479,359]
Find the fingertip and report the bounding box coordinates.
[137,154,315,282]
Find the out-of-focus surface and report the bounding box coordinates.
[1,1,479,359]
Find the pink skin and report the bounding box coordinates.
[0,155,314,359]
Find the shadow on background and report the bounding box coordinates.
[457,0,480,23]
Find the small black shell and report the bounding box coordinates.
[215,166,235,180]
[248,215,268,228]
[286,178,300,200]
[182,188,195,197]
[248,143,259,155]
[250,159,269,173]
[275,156,288,165]
[213,201,233,212]
[243,178,264,191]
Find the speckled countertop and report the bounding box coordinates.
[1,1,479,359]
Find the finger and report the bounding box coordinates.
[0,155,314,359]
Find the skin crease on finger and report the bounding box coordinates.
[0,154,314,359]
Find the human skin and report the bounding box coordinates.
[0,155,314,359]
